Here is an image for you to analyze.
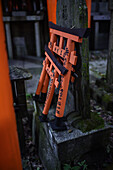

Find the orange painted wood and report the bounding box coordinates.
[59,36,64,48]
[46,64,54,79]
[86,0,91,28]
[0,0,22,169]
[69,51,77,65]
[69,51,78,82]
[53,43,65,60]
[47,0,57,24]
[41,73,50,93]
[50,29,83,43]
[45,52,62,75]
[54,78,59,88]
[36,29,79,118]
[55,39,75,117]
[43,70,59,115]
[35,33,57,96]
[36,58,49,95]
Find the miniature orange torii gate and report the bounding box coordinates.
[34,22,90,130]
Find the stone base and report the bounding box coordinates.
[35,112,113,170]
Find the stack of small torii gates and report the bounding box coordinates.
[34,22,90,131]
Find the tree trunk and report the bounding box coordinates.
[107,11,113,85]
[56,0,90,118]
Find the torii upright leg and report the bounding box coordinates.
[34,57,49,102]
[50,39,75,130]
[39,36,65,122]
[34,33,57,103]
[41,33,57,95]
[39,69,59,122]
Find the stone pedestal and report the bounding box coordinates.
[35,107,113,170]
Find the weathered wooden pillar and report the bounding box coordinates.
[57,0,90,118]
[106,1,113,85]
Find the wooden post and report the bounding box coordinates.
[57,0,90,118]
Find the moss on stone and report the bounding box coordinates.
[73,112,105,133]
[102,93,113,103]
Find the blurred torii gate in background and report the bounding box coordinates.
[47,0,91,28]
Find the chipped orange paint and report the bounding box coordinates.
[0,0,22,169]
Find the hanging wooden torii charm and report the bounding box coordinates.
[34,22,90,131]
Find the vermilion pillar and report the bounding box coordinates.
[47,0,57,24]
[0,0,22,169]
[86,0,91,28]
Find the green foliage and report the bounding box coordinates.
[63,164,72,170]
[102,93,113,103]
[64,160,87,170]
[37,168,40,170]
[106,144,113,154]
[106,144,111,154]
[78,160,87,170]
[71,166,80,170]
[26,93,32,100]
